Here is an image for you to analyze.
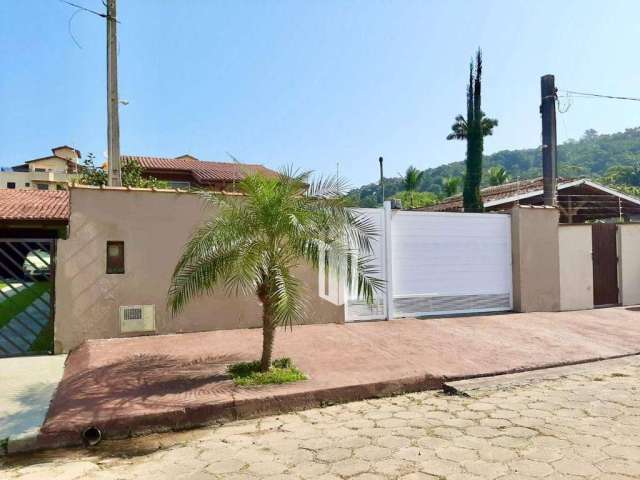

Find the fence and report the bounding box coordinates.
[344,203,513,322]
[0,239,54,356]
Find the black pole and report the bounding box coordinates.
[540,74,557,206]
[378,156,384,204]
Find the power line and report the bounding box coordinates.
[59,0,106,18]
[560,89,640,103]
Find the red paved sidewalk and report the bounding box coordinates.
[38,306,640,450]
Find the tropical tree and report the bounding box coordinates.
[487,166,509,186]
[393,190,438,209]
[603,163,640,187]
[441,176,461,197]
[400,166,425,208]
[168,169,383,372]
[447,49,498,212]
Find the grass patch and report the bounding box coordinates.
[227,358,307,386]
[0,282,50,330]
[29,318,53,354]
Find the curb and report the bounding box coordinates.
[27,373,445,453]
[443,351,640,396]
[7,351,640,456]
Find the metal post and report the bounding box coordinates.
[378,156,384,205]
[383,200,394,320]
[540,75,557,206]
[107,0,121,186]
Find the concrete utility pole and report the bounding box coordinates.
[540,74,557,206]
[107,0,121,186]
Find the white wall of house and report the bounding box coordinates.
[618,224,640,306]
[558,225,594,311]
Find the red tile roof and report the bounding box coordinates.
[123,155,277,184]
[420,177,572,211]
[0,190,69,222]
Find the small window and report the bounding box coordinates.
[106,241,125,274]
[36,183,48,190]
[35,168,46,172]
[25,182,30,187]
[6,182,15,189]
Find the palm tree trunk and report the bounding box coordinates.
[259,293,275,372]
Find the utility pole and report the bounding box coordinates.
[107,0,121,186]
[540,74,557,206]
[378,156,384,205]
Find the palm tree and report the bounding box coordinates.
[446,49,498,212]
[446,114,498,141]
[487,166,509,186]
[401,166,425,208]
[441,176,461,197]
[168,169,383,372]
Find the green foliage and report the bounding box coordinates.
[402,166,424,192]
[227,358,307,386]
[487,165,509,186]
[347,127,640,207]
[79,153,108,187]
[121,158,169,189]
[78,155,169,188]
[393,190,438,209]
[602,163,640,186]
[447,49,498,212]
[169,169,383,371]
[441,176,461,197]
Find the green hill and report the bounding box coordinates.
[347,127,640,207]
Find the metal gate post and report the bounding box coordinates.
[383,201,394,320]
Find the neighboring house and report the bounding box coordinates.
[419,177,640,223]
[122,154,277,190]
[0,146,82,191]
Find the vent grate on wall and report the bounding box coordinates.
[394,293,511,318]
[119,305,156,333]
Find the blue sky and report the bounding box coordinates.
[1,1,639,187]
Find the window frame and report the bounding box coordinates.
[106,241,125,274]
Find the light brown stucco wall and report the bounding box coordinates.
[558,225,593,311]
[54,187,344,353]
[510,206,561,312]
[618,224,640,306]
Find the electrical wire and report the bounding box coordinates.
[559,89,640,103]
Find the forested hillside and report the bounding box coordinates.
[347,127,640,207]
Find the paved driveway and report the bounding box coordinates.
[3,356,640,479]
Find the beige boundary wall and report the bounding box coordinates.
[510,206,561,313]
[54,187,344,353]
[618,224,640,306]
[558,225,594,311]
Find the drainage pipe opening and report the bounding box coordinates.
[82,426,102,446]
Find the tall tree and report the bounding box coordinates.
[487,166,509,186]
[169,170,382,372]
[447,49,498,212]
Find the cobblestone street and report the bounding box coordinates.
[3,356,640,480]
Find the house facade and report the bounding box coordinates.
[420,177,640,223]
[1,146,82,191]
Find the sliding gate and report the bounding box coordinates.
[0,239,55,356]
[346,207,512,321]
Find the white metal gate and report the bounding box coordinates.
[344,205,512,321]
